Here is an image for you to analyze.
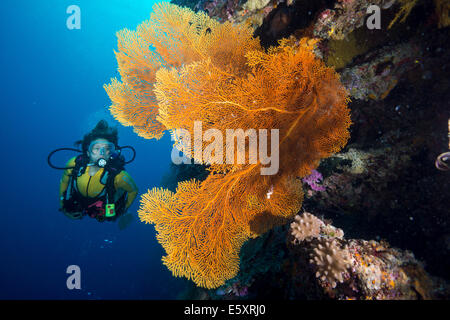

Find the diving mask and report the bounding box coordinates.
[88,140,116,156]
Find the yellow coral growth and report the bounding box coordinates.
[105,3,351,289]
[388,0,419,29]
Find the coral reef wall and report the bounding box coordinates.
[169,0,450,299]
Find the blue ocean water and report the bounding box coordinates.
[0,0,186,299]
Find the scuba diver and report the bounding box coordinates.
[48,120,138,222]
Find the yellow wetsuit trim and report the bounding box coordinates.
[59,156,138,210]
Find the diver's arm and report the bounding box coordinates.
[59,173,70,207]
[59,157,76,208]
[114,171,139,210]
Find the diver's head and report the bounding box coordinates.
[76,120,119,164]
[87,138,116,164]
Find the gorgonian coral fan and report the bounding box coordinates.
[104,2,351,289]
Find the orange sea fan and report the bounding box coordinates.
[105,2,351,289]
[155,38,351,177]
[139,170,303,288]
[104,2,260,140]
